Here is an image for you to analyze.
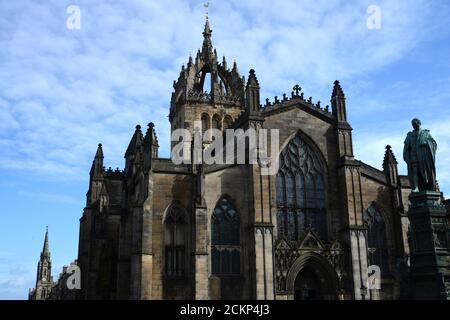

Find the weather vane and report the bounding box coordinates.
[204,2,210,18]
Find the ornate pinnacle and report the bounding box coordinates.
[383,144,398,167]
[332,80,345,98]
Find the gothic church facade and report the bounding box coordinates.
[75,18,419,300]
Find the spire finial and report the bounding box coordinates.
[383,144,398,169]
[95,143,103,159]
[332,80,345,98]
[232,57,238,71]
[204,2,210,18]
[203,12,212,37]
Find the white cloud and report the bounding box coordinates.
[354,116,450,195]
[0,0,449,301]
[0,0,448,186]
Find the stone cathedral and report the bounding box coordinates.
[53,18,449,300]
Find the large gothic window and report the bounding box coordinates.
[211,196,240,275]
[364,204,389,274]
[164,203,187,277]
[276,133,328,241]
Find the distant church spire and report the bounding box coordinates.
[30,227,53,300]
[41,226,50,260]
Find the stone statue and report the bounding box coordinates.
[403,118,437,192]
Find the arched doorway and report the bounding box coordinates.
[286,253,339,300]
[294,266,325,300]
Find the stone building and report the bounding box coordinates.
[74,17,446,300]
[29,227,54,300]
[29,228,79,300]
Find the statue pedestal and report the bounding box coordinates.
[408,191,450,299]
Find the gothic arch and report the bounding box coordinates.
[211,194,241,275]
[199,67,212,92]
[275,130,329,241]
[363,202,391,274]
[277,129,329,175]
[285,252,339,299]
[162,200,188,224]
[162,201,189,277]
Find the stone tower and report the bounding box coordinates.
[169,16,246,143]
[29,227,54,300]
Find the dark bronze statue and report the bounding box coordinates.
[403,118,437,192]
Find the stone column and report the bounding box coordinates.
[194,206,210,299]
[129,175,154,300]
[339,163,369,300]
[408,191,450,300]
[254,225,275,300]
[251,163,275,300]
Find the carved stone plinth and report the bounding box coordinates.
[408,191,450,300]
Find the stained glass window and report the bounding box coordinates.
[364,204,389,274]
[276,134,328,241]
[164,204,187,277]
[211,196,240,275]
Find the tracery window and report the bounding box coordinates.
[211,196,240,275]
[276,133,328,241]
[164,203,187,277]
[364,204,389,274]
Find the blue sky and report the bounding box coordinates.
[0,0,450,299]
